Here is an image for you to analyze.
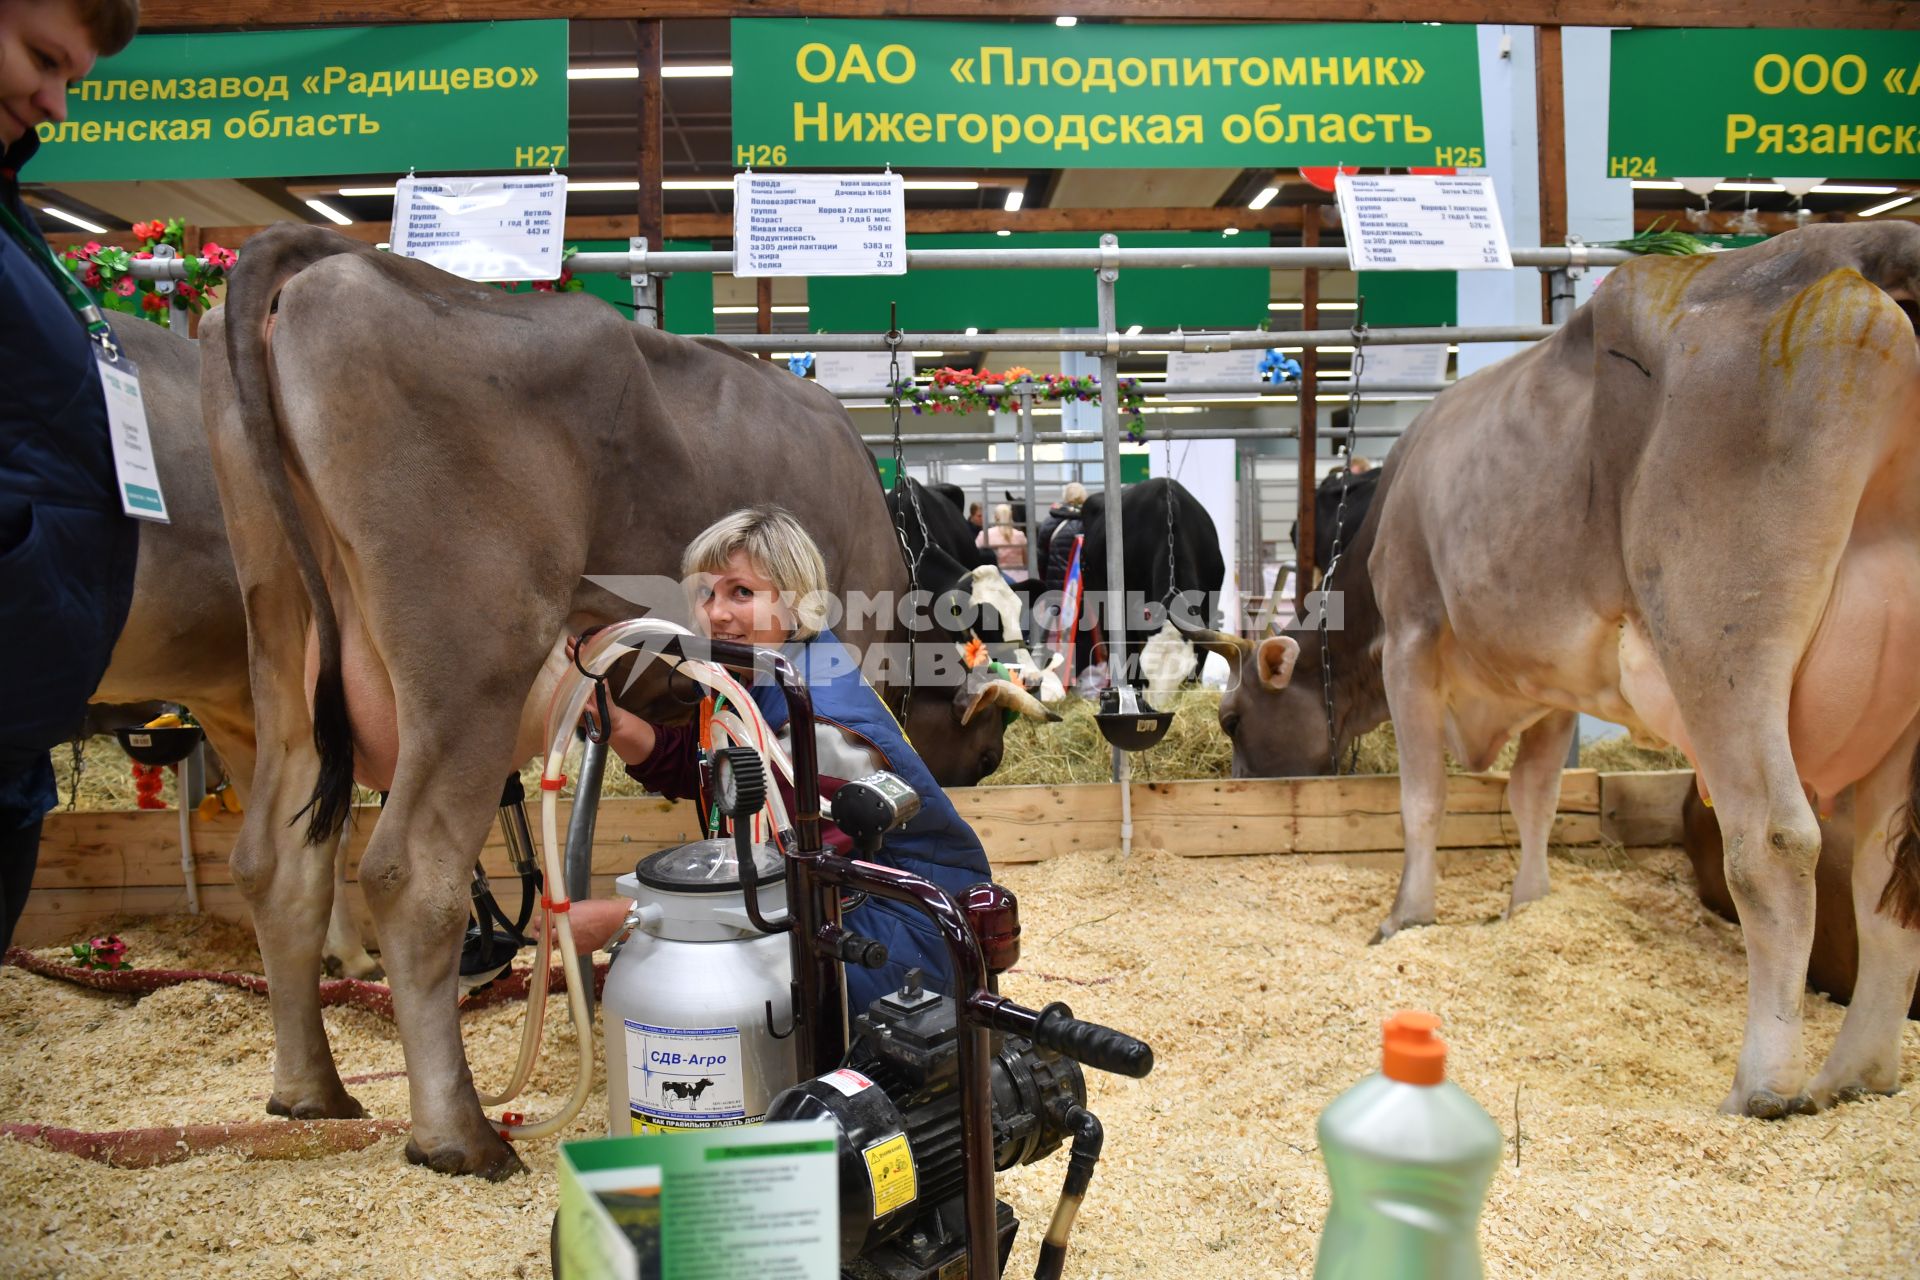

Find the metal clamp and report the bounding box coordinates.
[1105,330,1123,354]
[150,242,177,295]
[1566,237,1590,274]
[1097,233,1119,282]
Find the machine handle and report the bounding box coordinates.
[1032,1003,1154,1079]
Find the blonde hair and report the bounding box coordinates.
[1063,481,1087,505]
[682,506,831,641]
[992,502,1014,527]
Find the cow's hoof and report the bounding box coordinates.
[406,1133,526,1182]
[267,1086,366,1121]
[1368,916,1432,946]
[1809,1080,1897,1110]
[1731,1088,1816,1120]
[324,953,385,982]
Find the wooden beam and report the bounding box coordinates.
[135,2,1920,33]
[1600,769,1693,848]
[634,19,664,256]
[1535,24,1567,324]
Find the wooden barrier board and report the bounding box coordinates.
[15,769,1625,947]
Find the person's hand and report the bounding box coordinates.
[531,897,636,954]
[567,636,655,763]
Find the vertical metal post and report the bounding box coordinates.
[1020,385,1040,580]
[628,237,661,329]
[1295,217,1320,620]
[1095,234,1134,817]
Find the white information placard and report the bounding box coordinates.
[1335,174,1512,272]
[814,350,897,407]
[733,172,906,277]
[1165,347,1266,401]
[1353,343,1450,399]
[391,174,567,282]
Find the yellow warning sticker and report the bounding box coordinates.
[863,1132,917,1218]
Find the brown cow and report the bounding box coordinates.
[200,225,1045,1179]
[1203,224,1920,1118]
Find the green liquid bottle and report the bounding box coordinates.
[1313,1011,1502,1280]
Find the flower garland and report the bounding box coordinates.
[58,218,236,330]
[888,366,1149,441]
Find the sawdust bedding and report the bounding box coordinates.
[3,847,1916,1279]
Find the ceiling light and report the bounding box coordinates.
[712,304,810,315]
[38,204,107,233]
[1056,16,1078,26]
[1716,181,1785,192]
[304,198,353,226]
[912,351,945,357]
[965,327,979,336]
[376,242,391,250]
[338,184,397,196]
[1125,324,1142,335]
[904,180,980,190]
[1811,183,1898,195]
[996,229,1012,237]
[572,180,640,192]
[567,64,733,79]
[1222,226,1240,236]
[1248,186,1279,210]
[1004,190,1024,212]
[1629,180,1684,190]
[1860,195,1914,217]
[665,180,734,190]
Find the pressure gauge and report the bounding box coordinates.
[712,745,766,820]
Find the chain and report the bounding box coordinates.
[1161,417,1179,619]
[885,303,929,720]
[1317,297,1367,775]
[67,738,84,811]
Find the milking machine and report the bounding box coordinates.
[516,622,1155,1279]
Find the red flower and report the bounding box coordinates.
[82,240,101,257]
[89,936,128,967]
[531,279,554,292]
[177,283,199,303]
[201,242,237,270]
[113,276,137,297]
[133,250,152,259]
[82,265,102,289]
[140,292,166,312]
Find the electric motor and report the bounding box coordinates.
[766,971,1086,1279]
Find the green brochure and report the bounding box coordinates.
[558,1120,840,1280]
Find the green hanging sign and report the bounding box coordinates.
[731,18,1485,170]
[1609,28,1920,180]
[30,20,569,181]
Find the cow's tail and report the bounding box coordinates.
[221,225,366,847]
[1877,734,1920,930]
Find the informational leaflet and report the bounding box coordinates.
[559,1122,839,1280]
[391,173,567,281]
[734,172,906,277]
[1165,347,1266,401]
[814,350,898,407]
[1351,343,1450,399]
[1335,173,1512,272]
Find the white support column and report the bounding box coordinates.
[1457,25,1542,379]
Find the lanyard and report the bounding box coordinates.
[0,198,115,348]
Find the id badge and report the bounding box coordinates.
[93,345,170,523]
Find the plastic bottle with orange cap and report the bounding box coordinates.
[1313,1009,1503,1279]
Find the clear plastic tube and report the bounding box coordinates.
[483,620,791,1140]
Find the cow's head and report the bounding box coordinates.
[1180,625,1361,778]
[902,552,1061,787]
[906,661,1057,787]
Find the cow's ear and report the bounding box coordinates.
[1256,635,1301,691]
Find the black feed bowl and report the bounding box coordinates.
[115,725,203,768]
[1094,689,1174,752]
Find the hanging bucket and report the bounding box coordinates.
[1094,686,1173,752]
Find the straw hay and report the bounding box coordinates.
[4,847,1916,1278]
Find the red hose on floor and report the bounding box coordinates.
[1,1119,409,1168]
[0,949,611,1167]
[1,947,609,1018]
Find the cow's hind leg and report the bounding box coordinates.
[1376,624,1447,942]
[323,829,382,981]
[1809,717,1920,1108]
[230,739,365,1121]
[360,726,526,1181]
[1503,710,1577,919]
